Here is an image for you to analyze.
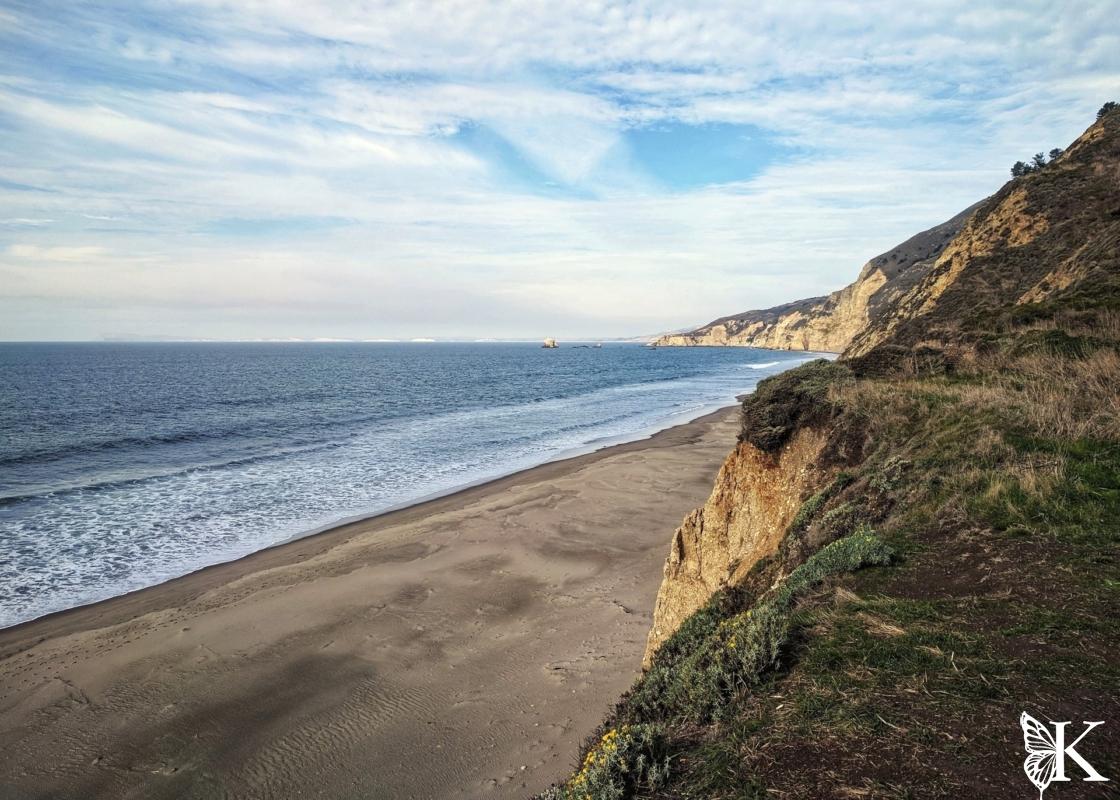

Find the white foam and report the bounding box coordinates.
[0,354,807,628]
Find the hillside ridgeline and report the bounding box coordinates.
[653,205,979,352]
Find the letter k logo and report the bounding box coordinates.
[1021,712,1110,798]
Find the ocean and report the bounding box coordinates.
[0,342,818,628]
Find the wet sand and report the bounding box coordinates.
[0,406,738,800]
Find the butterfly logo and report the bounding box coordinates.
[1020,712,1109,798]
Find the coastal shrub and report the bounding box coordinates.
[788,472,855,535]
[636,586,752,674]
[868,456,911,494]
[623,529,893,724]
[540,724,669,800]
[1003,328,1103,359]
[847,343,955,378]
[775,526,893,602]
[817,502,857,537]
[740,360,853,451]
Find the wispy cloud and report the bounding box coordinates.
[1,0,1118,339]
[1,218,54,227]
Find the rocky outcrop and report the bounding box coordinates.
[643,426,828,665]
[658,108,1119,363]
[654,205,979,353]
[847,108,1120,358]
[642,105,1120,667]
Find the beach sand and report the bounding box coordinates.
[0,406,738,800]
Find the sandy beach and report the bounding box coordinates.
[0,406,739,800]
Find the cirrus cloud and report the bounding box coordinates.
[0,0,1118,340]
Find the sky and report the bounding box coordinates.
[1,1,1118,341]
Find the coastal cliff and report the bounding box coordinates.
[541,104,1120,799]
[640,108,1120,658]
[643,427,827,664]
[653,204,978,353]
[847,108,1120,358]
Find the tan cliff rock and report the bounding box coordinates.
[643,426,828,665]
[654,203,980,354]
[641,106,1120,669]
[657,107,1119,364]
[847,109,1120,358]
[844,186,1051,357]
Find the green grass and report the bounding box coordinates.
[967,437,1120,545]
[542,329,1120,799]
[620,530,892,726]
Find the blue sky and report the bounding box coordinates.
[1,1,1118,340]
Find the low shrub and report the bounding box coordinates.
[817,502,857,537]
[623,529,893,725]
[1004,329,1101,358]
[540,724,669,800]
[868,456,910,494]
[776,526,893,602]
[789,472,855,534]
[740,360,852,451]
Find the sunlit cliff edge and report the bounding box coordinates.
[541,103,1120,799]
[652,205,979,353]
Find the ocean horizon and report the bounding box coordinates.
[0,341,818,628]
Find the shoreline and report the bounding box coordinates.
[0,402,736,646]
[1,344,829,635]
[281,394,742,545]
[0,402,742,799]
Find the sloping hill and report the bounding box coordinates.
[654,205,980,352]
[848,108,1120,359]
[659,107,1120,365]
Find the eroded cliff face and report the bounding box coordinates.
[643,426,828,665]
[846,185,1054,357]
[654,276,881,353]
[654,205,977,353]
[847,109,1120,358]
[642,107,1120,670]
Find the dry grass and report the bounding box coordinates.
[564,327,1120,799]
[839,347,1120,444]
[1004,349,1120,440]
[1013,307,1120,341]
[857,612,907,638]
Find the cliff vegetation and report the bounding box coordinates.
[540,103,1120,799]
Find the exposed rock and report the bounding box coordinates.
[654,204,980,353]
[658,106,1120,364]
[642,104,1120,669]
[847,107,1120,358]
[643,427,828,665]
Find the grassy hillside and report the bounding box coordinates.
[539,104,1120,799]
[848,105,1120,359]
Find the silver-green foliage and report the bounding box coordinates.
[540,724,668,800]
[625,527,892,724]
